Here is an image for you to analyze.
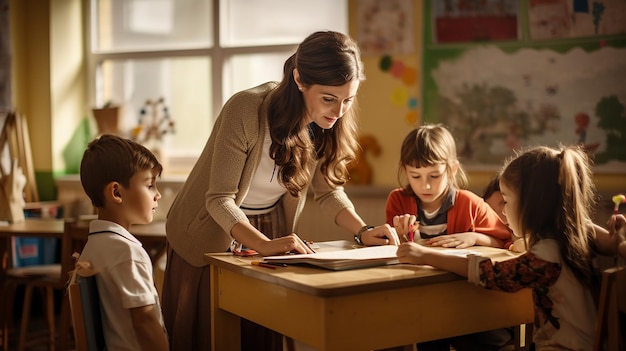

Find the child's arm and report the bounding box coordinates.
[130,304,169,351]
[597,215,626,259]
[426,232,503,249]
[396,242,469,277]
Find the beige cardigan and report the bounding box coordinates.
[166,82,355,267]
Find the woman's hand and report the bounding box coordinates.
[360,224,400,246]
[254,234,315,256]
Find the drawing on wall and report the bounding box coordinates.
[432,0,519,43]
[379,55,420,125]
[357,0,415,55]
[427,45,626,172]
[528,0,626,40]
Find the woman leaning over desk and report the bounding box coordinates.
[162,31,398,351]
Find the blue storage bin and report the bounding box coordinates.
[11,236,59,268]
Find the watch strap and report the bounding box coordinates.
[354,225,374,245]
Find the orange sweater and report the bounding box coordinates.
[385,188,512,248]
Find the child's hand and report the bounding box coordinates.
[396,242,429,265]
[608,214,626,259]
[509,238,527,253]
[392,214,418,240]
[427,233,476,249]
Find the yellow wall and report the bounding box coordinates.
[11,0,52,171]
[10,0,86,174]
[348,0,424,188]
[10,0,625,199]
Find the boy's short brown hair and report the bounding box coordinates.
[80,134,162,208]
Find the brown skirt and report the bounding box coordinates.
[162,206,286,351]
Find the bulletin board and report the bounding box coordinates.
[421,0,626,173]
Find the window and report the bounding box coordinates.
[88,0,348,174]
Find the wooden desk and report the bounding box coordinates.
[205,246,534,351]
[0,219,167,272]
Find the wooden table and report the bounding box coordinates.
[0,218,167,273]
[205,245,534,351]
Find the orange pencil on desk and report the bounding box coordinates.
[251,261,277,269]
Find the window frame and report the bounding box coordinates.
[84,0,301,171]
[83,0,349,174]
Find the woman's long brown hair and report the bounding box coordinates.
[267,31,365,197]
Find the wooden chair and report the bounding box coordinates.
[68,270,106,351]
[594,265,626,351]
[3,219,88,351]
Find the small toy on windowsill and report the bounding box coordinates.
[612,194,625,214]
[131,97,175,162]
[131,97,175,144]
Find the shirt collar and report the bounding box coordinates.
[416,186,457,215]
[88,219,142,246]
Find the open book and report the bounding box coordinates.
[263,242,400,271]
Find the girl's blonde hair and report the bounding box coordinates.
[398,123,468,195]
[500,144,598,288]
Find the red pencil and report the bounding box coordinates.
[251,261,277,269]
[409,224,414,242]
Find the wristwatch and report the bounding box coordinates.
[354,225,375,246]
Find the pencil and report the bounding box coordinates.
[251,261,277,269]
[409,224,414,242]
[295,234,316,253]
[261,261,288,267]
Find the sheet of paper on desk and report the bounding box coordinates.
[263,244,400,271]
[439,249,479,257]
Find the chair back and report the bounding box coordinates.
[68,274,106,351]
[60,219,90,286]
[593,265,626,351]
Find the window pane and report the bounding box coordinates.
[223,52,292,104]
[220,0,348,47]
[98,57,212,161]
[93,0,212,52]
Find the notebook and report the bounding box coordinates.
[263,242,400,271]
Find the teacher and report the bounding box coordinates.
[162,31,398,351]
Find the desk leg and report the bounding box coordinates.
[210,265,240,351]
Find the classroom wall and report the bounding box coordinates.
[349,0,625,195]
[348,0,424,188]
[10,0,86,200]
[9,0,625,203]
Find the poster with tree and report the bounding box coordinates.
[421,0,626,173]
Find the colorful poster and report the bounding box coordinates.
[357,0,415,55]
[432,0,519,43]
[528,0,626,39]
[422,1,626,172]
[426,45,626,172]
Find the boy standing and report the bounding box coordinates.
[78,134,168,351]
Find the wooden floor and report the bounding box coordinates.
[3,290,75,351]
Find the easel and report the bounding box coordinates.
[0,111,38,222]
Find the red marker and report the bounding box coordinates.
[251,261,277,269]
